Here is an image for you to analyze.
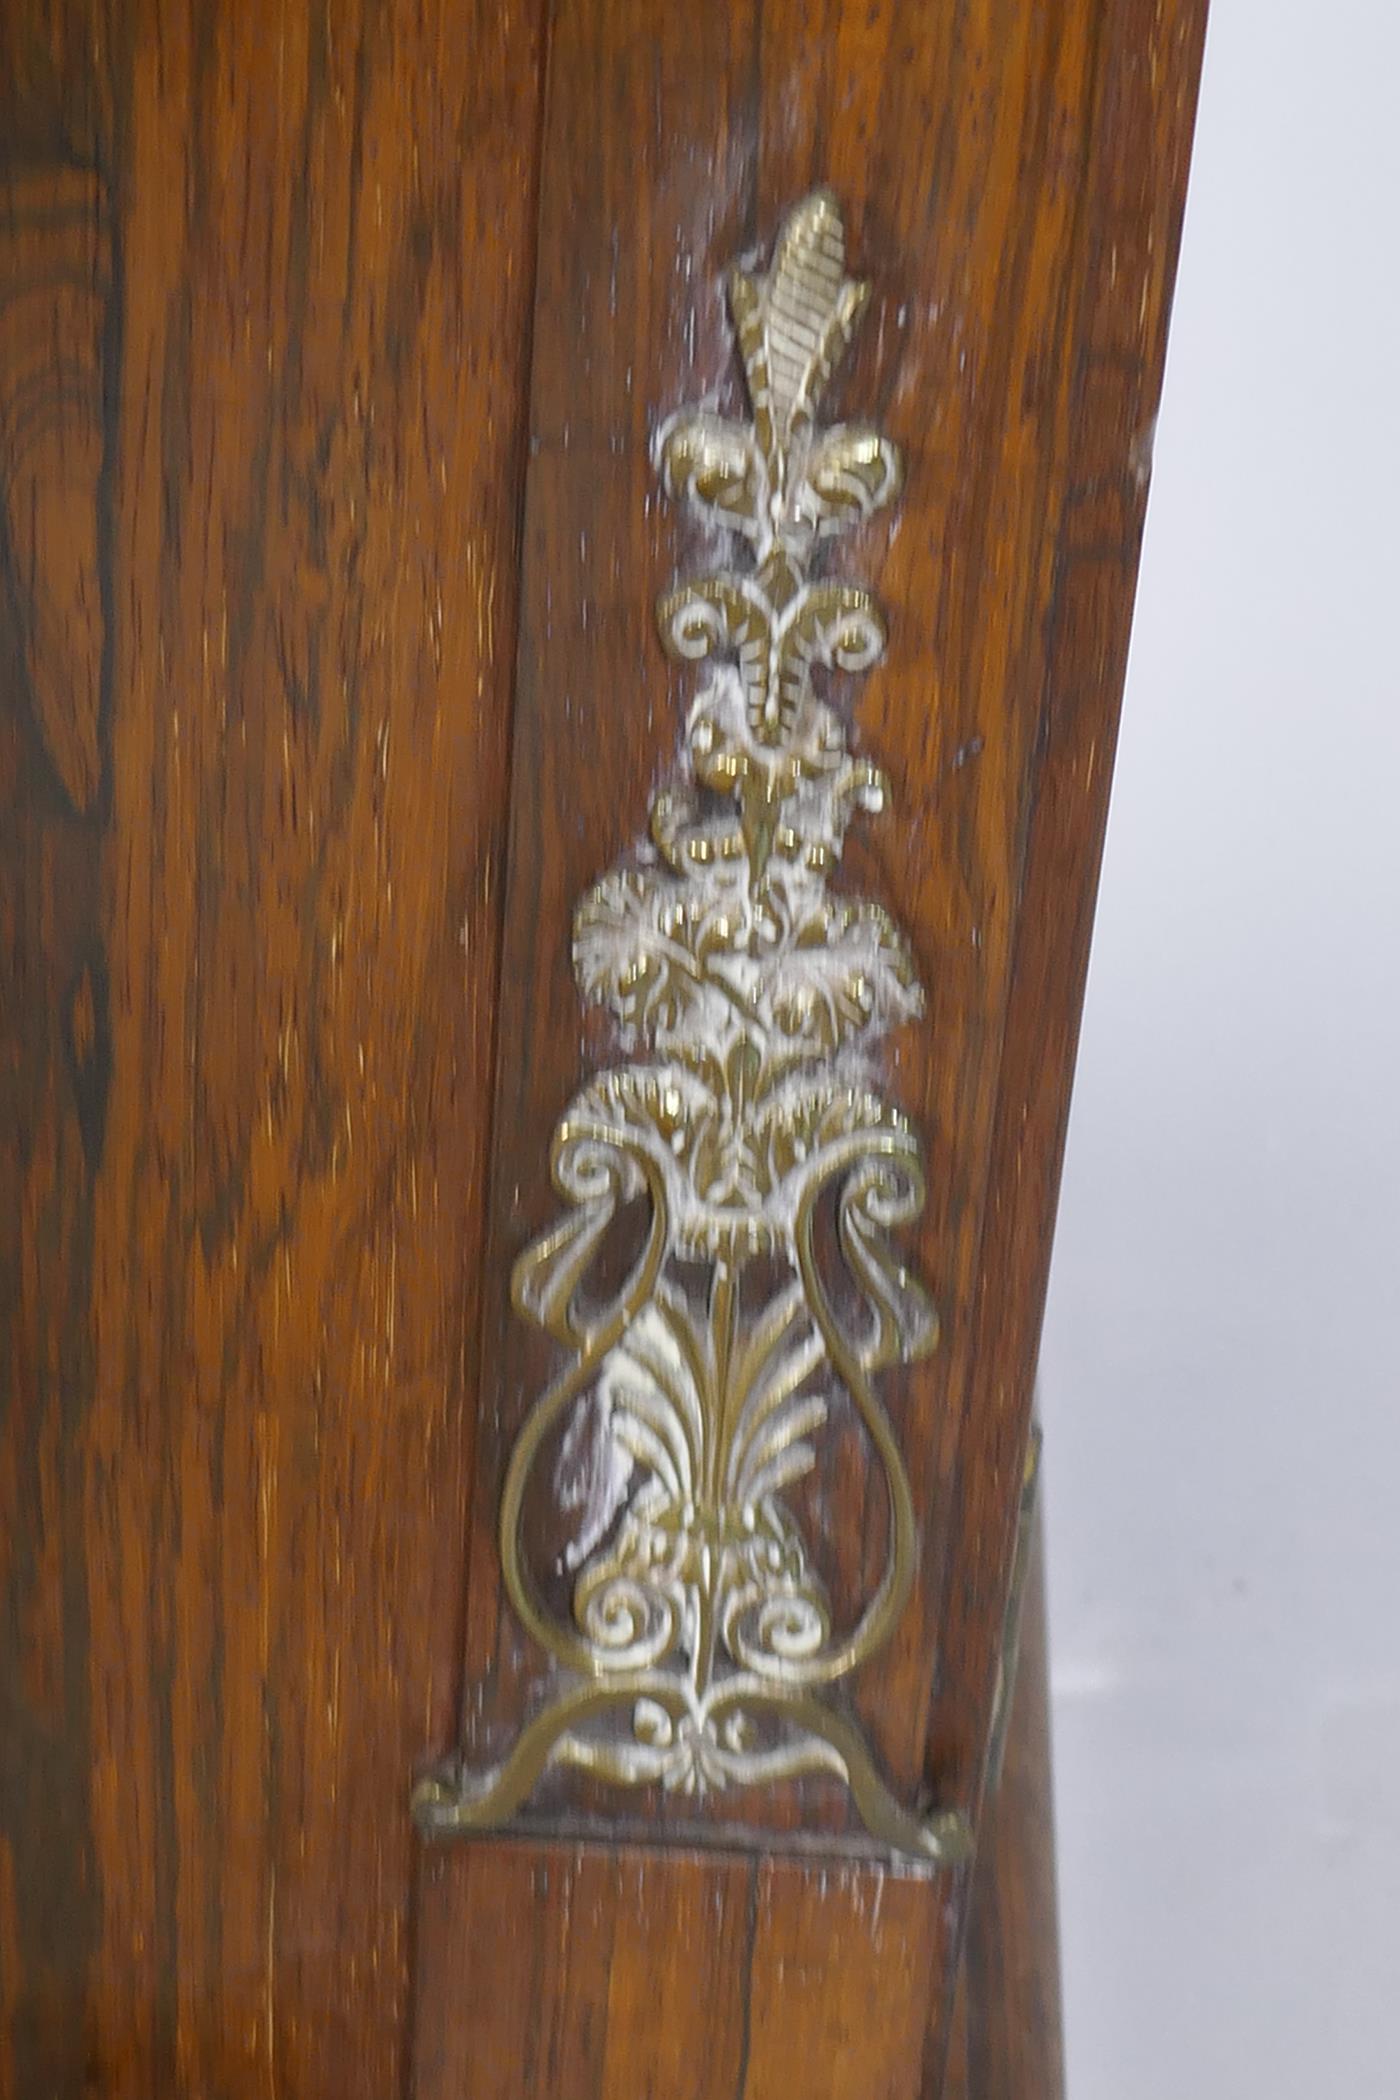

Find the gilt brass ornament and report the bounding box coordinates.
[415,191,970,1864]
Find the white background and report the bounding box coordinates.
[1040,1,1400,2093]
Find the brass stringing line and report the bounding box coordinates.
[776,1137,922,1687]
[415,188,972,1866]
[498,1137,671,1680]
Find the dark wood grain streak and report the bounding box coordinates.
[0,6,549,2094]
[944,1516,1063,2100]
[0,133,121,2100]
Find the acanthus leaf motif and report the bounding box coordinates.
[424,191,971,1870]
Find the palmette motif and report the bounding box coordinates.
[415,192,970,1863]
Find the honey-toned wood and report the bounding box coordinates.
[944,1517,1064,2100]
[0,5,547,2093]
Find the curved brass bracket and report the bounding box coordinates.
[417,192,970,1867]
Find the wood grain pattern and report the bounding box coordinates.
[0,160,112,815]
[0,5,548,2093]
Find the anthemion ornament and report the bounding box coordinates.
[415,190,971,1865]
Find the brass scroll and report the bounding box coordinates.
[416,191,970,1865]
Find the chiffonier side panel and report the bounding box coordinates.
[452,0,1204,1834]
[417,0,1205,2090]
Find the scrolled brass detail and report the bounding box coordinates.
[415,191,970,1866]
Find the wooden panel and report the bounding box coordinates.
[453,0,1204,1836]
[0,3,547,2093]
[420,0,1205,2085]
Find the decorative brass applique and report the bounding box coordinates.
[416,191,970,1865]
